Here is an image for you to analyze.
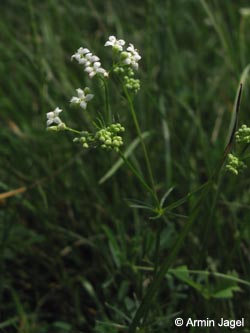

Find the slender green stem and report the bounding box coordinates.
[123,87,159,206]
[102,78,111,123]
[65,127,82,135]
[199,175,223,265]
[118,151,155,198]
[153,220,163,275]
[240,142,250,156]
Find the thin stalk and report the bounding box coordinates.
[240,142,250,156]
[103,78,111,123]
[118,151,155,198]
[124,87,159,206]
[200,175,223,265]
[65,127,82,135]
[153,220,163,275]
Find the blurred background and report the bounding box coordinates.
[0,0,250,332]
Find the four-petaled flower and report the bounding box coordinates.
[71,47,90,62]
[104,35,125,51]
[46,107,63,127]
[84,62,108,78]
[70,87,94,109]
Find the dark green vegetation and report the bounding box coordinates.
[1,0,250,332]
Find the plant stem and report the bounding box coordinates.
[65,127,82,135]
[153,219,163,275]
[124,87,159,206]
[103,78,111,123]
[118,151,155,199]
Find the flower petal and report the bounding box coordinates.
[76,88,84,97]
[80,101,87,109]
[85,94,94,101]
[70,97,79,104]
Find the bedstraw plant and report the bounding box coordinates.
[47,36,249,332]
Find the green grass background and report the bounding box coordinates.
[0,0,250,332]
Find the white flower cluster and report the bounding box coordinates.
[71,47,108,78]
[70,87,94,110]
[104,35,141,70]
[46,35,139,144]
[122,43,141,70]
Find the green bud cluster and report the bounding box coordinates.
[124,76,140,93]
[225,154,246,175]
[235,124,250,143]
[124,67,140,93]
[113,66,134,76]
[73,131,95,149]
[73,124,125,152]
[96,123,125,152]
[113,61,140,94]
[113,66,125,74]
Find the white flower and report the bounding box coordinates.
[85,62,108,78]
[46,107,63,127]
[70,87,94,109]
[71,48,90,61]
[104,35,125,51]
[78,57,89,65]
[71,53,81,62]
[122,44,141,70]
[85,52,93,60]
[78,47,90,55]
[89,55,100,62]
[71,47,108,78]
[127,43,136,54]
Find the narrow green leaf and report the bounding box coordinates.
[160,186,174,208]
[227,64,250,143]
[102,225,122,268]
